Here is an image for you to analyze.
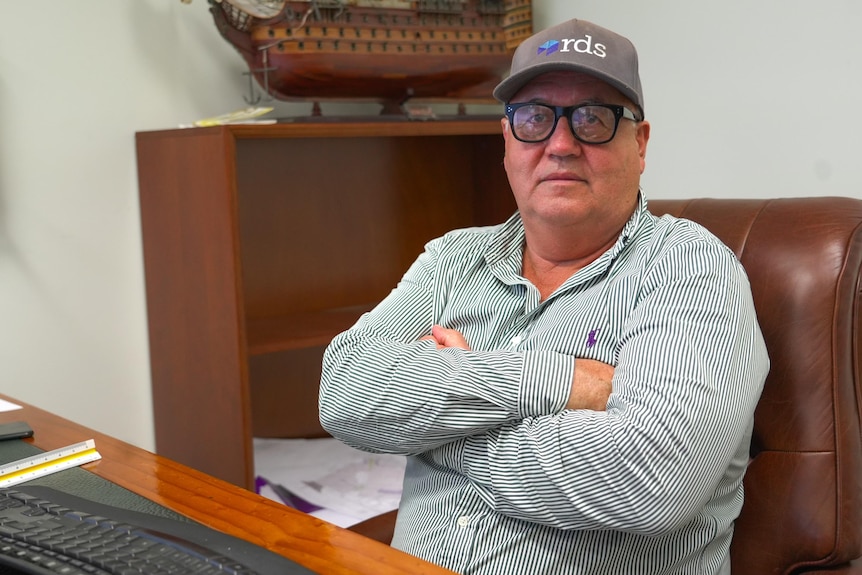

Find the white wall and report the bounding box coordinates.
[0,1,255,450]
[0,1,859,452]
[536,1,862,198]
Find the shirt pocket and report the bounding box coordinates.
[525,273,642,365]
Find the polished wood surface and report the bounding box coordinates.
[0,393,454,575]
[136,120,514,487]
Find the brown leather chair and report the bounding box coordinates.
[350,197,862,575]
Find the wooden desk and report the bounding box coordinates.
[0,394,453,575]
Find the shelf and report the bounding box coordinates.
[246,305,372,355]
[137,119,514,487]
[227,116,504,139]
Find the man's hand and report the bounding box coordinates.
[568,359,614,411]
[420,326,611,411]
[420,325,471,350]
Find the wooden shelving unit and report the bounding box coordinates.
[135,118,515,488]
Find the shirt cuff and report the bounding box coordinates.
[518,351,573,417]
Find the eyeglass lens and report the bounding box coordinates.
[510,104,620,143]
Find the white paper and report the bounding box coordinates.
[0,399,22,413]
[254,437,405,527]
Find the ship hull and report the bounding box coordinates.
[237,51,508,101]
[210,0,532,107]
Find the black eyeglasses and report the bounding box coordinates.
[505,102,640,144]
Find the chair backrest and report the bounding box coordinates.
[650,197,862,574]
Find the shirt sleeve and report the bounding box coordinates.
[319,233,573,455]
[458,240,769,536]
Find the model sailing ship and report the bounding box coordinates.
[206,0,532,112]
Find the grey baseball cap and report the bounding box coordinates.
[493,19,644,118]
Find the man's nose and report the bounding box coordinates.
[546,116,583,154]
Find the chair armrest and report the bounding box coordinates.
[802,558,862,573]
[347,509,397,545]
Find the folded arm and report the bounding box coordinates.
[453,248,768,534]
[319,236,611,454]
[319,289,582,454]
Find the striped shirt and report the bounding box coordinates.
[319,194,769,575]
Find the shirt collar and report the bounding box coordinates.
[484,191,649,284]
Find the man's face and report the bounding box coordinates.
[502,71,650,234]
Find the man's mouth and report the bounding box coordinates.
[542,172,584,182]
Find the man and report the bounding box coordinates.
[319,17,768,575]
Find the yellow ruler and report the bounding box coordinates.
[0,439,101,488]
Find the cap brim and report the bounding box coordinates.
[493,62,643,119]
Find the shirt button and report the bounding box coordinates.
[510,335,522,347]
[457,515,470,528]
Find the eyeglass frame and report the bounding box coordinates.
[504,102,641,145]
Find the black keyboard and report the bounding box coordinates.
[0,485,317,575]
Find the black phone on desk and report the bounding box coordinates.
[0,421,33,441]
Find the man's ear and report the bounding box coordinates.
[636,120,650,173]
